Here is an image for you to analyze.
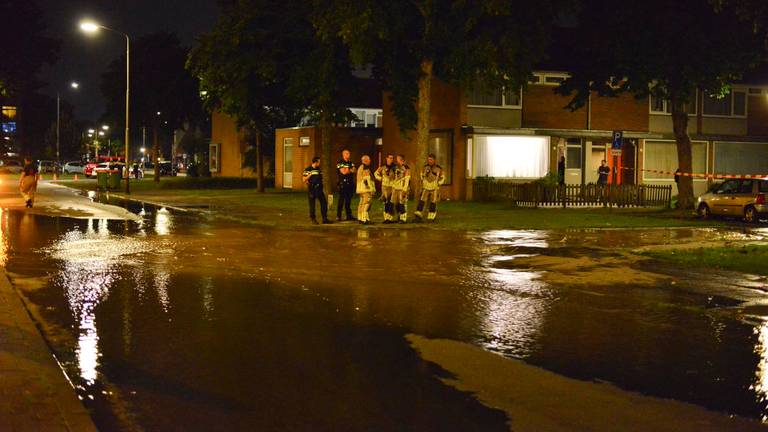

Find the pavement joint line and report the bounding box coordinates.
[0,271,98,432]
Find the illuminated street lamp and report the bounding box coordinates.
[80,19,131,193]
[57,81,79,175]
[101,125,109,131]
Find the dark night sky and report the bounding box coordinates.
[38,0,219,122]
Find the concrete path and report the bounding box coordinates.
[0,178,139,221]
[0,272,98,431]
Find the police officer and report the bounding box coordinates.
[357,155,375,225]
[374,153,396,223]
[415,153,445,222]
[392,154,410,223]
[303,156,332,224]
[336,149,356,221]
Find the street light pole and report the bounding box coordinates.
[56,92,60,171]
[80,21,130,193]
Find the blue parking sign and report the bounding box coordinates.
[612,131,623,150]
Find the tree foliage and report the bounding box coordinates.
[101,32,205,137]
[318,0,569,182]
[188,0,359,192]
[557,0,765,208]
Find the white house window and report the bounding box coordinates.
[532,72,570,86]
[472,135,550,179]
[429,131,453,184]
[703,90,747,117]
[468,86,522,108]
[209,143,220,173]
[649,94,697,115]
[643,140,707,181]
[714,142,768,175]
[544,76,565,84]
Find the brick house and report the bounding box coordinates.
[380,70,768,200]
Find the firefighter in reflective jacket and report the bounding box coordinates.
[392,154,410,223]
[415,153,445,221]
[357,155,375,225]
[302,156,332,224]
[374,153,396,223]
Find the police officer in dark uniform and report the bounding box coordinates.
[303,156,332,224]
[336,149,356,221]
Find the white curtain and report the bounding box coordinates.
[714,142,768,175]
[644,141,706,179]
[473,135,549,178]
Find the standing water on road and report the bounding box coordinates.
[2,203,768,430]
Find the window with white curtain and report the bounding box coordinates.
[429,131,453,184]
[643,140,707,180]
[714,142,768,175]
[472,135,550,178]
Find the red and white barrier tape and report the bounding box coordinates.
[621,167,768,180]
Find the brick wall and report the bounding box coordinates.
[382,79,467,199]
[275,126,380,192]
[210,111,255,178]
[590,92,649,132]
[522,85,587,129]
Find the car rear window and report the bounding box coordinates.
[760,180,768,193]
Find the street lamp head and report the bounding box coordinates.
[87,129,95,134]
[98,131,105,136]
[79,21,100,33]
[70,82,80,89]
[101,125,109,130]
[140,147,146,153]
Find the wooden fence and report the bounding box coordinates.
[473,179,672,208]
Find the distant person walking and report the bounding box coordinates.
[19,158,39,208]
[303,156,332,224]
[336,149,356,221]
[557,156,566,186]
[597,160,610,185]
[356,155,375,225]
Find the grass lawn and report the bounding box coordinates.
[641,245,768,276]
[57,177,729,231]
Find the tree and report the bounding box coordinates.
[0,0,59,156]
[557,0,765,209]
[188,0,356,194]
[319,0,568,187]
[101,32,204,180]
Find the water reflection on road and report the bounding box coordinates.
[4,204,768,430]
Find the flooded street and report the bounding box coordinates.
[3,200,768,431]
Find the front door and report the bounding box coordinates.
[283,138,294,188]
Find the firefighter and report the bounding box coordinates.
[415,153,445,222]
[336,149,356,221]
[302,156,332,224]
[392,154,410,224]
[374,153,396,223]
[357,155,375,225]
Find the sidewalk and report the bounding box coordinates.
[0,272,98,431]
[0,179,139,221]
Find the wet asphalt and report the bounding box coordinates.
[2,198,768,431]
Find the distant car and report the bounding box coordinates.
[158,161,177,177]
[697,178,768,223]
[93,162,125,176]
[37,160,55,173]
[0,160,23,174]
[63,161,85,174]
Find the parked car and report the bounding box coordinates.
[93,162,125,176]
[37,160,55,173]
[697,178,768,223]
[63,161,85,174]
[142,161,177,177]
[0,160,24,174]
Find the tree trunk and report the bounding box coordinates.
[256,133,265,192]
[670,100,694,209]
[415,57,433,192]
[320,110,333,197]
[153,126,160,182]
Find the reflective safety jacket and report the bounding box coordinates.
[393,164,410,191]
[357,164,375,194]
[421,164,445,191]
[374,164,396,188]
[303,165,324,191]
[337,159,356,187]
